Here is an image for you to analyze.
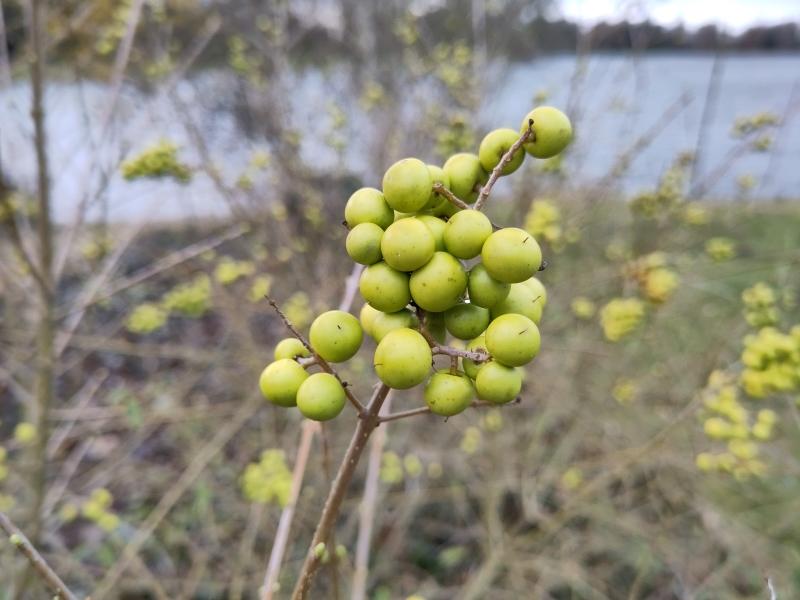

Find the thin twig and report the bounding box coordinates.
[766,576,778,600]
[265,295,367,416]
[0,512,77,600]
[432,183,471,210]
[474,125,533,211]
[432,345,490,363]
[378,397,522,423]
[261,420,318,600]
[338,263,365,312]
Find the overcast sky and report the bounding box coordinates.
[558,0,800,32]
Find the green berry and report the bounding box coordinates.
[259,359,309,407]
[475,361,522,404]
[309,310,363,363]
[373,328,432,389]
[490,282,543,324]
[478,128,526,175]
[485,313,540,367]
[444,303,490,340]
[359,303,381,338]
[359,262,411,312]
[443,153,487,203]
[381,218,435,272]
[424,371,474,416]
[409,251,467,312]
[296,373,346,421]
[520,106,572,159]
[344,187,394,229]
[416,215,447,251]
[346,223,384,265]
[425,164,451,210]
[467,263,510,308]
[382,158,433,212]
[521,276,547,307]
[371,309,419,342]
[274,338,311,361]
[481,228,542,283]
[443,209,493,259]
[425,310,447,343]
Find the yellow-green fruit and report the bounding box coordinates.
[425,164,451,210]
[478,128,526,175]
[475,361,522,404]
[274,338,311,361]
[371,309,419,342]
[381,218,435,272]
[426,311,447,343]
[485,313,540,367]
[416,215,447,251]
[467,263,510,308]
[490,283,543,324]
[309,310,363,363]
[425,371,474,416]
[346,223,383,265]
[359,303,381,338]
[373,328,432,389]
[443,153,487,203]
[296,373,346,421]
[444,303,490,340]
[463,334,487,379]
[520,106,572,159]
[359,262,411,312]
[344,187,394,229]
[259,359,309,407]
[382,158,433,212]
[409,251,467,312]
[481,228,542,283]
[394,211,414,221]
[521,276,547,307]
[443,209,493,259]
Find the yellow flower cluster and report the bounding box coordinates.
[629,154,692,218]
[120,141,191,183]
[80,234,114,261]
[624,252,680,304]
[359,81,386,111]
[214,257,255,286]
[682,202,710,226]
[248,275,273,303]
[162,274,212,317]
[705,237,737,262]
[0,192,38,223]
[560,466,583,490]
[742,282,779,327]
[480,409,504,432]
[379,451,423,484]
[612,378,638,404]
[435,111,477,160]
[240,450,292,507]
[731,112,779,137]
[283,292,314,330]
[94,0,132,55]
[600,298,646,342]
[740,326,800,398]
[13,422,37,445]
[524,199,577,250]
[571,296,597,320]
[433,42,473,95]
[460,426,481,454]
[126,302,168,334]
[736,174,756,192]
[82,488,120,532]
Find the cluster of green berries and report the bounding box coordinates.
[258,107,572,421]
[120,140,192,183]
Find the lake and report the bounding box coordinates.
[1,53,798,222]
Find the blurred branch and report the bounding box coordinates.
[0,0,11,88]
[378,397,521,423]
[475,125,532,211]
[339,263,365,312]
[0,512,77,600]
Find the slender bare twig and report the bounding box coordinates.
[474,125,533,211]
[338,264,365,312]
[0,0,11,88]
[378,397,522,423]
[766,576,778,600]
[432,345,490,363]
[290,383,392,599]
[352,392,393,600]
[0,512,77,600]
[265,295,367,416]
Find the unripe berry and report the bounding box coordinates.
[485,313,540,367]
[409,251,467,312]
[259,359,309,407]
[475,361,522,404]
[382,158,433,212]
[309,310,363,363]
[467,263,510,308]
[424,371,474,416]
[425,164,451,210]
[344,187,394,229]
[521,276,547,307]
[416,215,447,251]
[443,209,493,259]
[373,328,432,389]
[371,309,419,342]
[520,106,572,159]
[425,310,447,343]
[359,303,381,338]
[481,227,542,283]
[443,153,487,203]
[359,262,411,312]
[273,338,311,361]
[346,223,383,265]
[444,303,490,340]
[296,373,346,421]
[478,128,526,175]
[490,282,543,324]
[381,218,435,272]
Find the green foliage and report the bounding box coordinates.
[121,141,192,183]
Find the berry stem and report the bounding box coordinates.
[290,383,392,600]
[474,123,534,211]
[265,295,367,416]
[431,183,501,229]
[378,397,522,424]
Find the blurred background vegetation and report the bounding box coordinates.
[0,1,799,598]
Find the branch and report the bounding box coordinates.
[0,512,77,600]
[432,183,471,210]
[432,345,490,363]
[265,295,367,416]
[378,397,522,423]
[474,124,533,211]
